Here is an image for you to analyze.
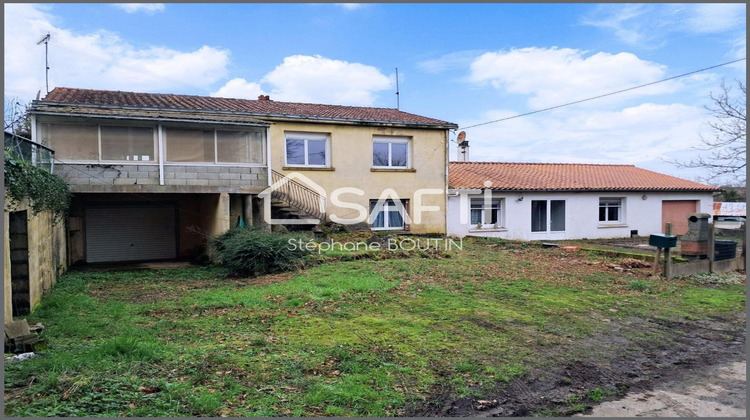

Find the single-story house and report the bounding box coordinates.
[447,162,719,240]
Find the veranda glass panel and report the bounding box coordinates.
[217,131,263,163]
[41,123,98,160]
[101,126,155,161]
[165,128,214,162]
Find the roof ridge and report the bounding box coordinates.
[47,87,403,112]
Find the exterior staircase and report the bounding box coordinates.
[269,170,326,225]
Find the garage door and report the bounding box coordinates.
[661,200,698,235]
[85,206,177,263]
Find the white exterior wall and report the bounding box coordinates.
[447,190,714,240]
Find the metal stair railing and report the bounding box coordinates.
[270,169,326,222]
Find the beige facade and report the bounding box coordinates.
[269,121,450,234]
[4,197,67,321]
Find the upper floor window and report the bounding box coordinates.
[285,132,329,167]
[165,128,264,164]
[372,136,410,168]
[40,122,156,162]
[599,198,623,223]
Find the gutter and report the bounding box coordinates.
[30,111,270,127]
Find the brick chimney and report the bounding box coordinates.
[257,95,270,101]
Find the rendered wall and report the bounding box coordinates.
[447,191,714,240]
[269,122,448,234]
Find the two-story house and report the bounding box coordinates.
[30,88,456,264]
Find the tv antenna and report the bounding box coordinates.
[395,67,400,110]
[37,32,51,94]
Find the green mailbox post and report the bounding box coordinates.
[649,233,677,278]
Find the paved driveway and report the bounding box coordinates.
[579,361,746,417]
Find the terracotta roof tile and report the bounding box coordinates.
[37,87,457,128]
[449,162,718,192]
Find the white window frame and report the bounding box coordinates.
[531,199,567,233]
[370,199,407,231]
[284,132,330,168]
[599,197,625,224]
[372,136,411,169]
[470,198,503,227]
[163,127,266,166]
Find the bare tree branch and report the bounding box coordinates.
[665,79,746,186]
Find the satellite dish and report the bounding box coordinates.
[457,131,466,142]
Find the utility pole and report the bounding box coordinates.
[37,33,51,94]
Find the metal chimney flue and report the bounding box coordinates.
[457,131,469,162]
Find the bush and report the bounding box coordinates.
[210,227,312,276]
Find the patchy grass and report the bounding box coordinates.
[4,237,745,416]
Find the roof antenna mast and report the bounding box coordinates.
[37,32,51,94]
[395,67,400,110]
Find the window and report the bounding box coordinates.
[101,126,155,161]
[165,128,265,164]
[372,136,410,168]
[599,198,623,223]
[40,122,156,162]
[531,200,566,232]
[370,199,407,230]
[470,198,502,226]
[285,132,329,167]
[40,123,99,161]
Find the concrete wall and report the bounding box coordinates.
[4,198,67,321]
[447,191,714,240]
[270,122,448,234]
[56,163,267,194]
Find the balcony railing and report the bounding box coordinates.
[4,132,55,173]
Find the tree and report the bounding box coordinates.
[672,80,746,185]
[4,97,31,138]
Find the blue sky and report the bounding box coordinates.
[4,3,746,184]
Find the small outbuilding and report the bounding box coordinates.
[447,162,719,240]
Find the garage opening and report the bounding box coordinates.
[85,205,177,263]
[9,210,30,317]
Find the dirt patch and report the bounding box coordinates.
[408,313,746,417]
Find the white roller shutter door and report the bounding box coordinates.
[85,206,177,263]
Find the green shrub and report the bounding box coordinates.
[210,227,311,276]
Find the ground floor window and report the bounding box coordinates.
[370,199,407,230]
[531,199,565,232]
[599,198,623,223]
[470,198,502,226]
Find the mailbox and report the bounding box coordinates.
[649,234,677,248]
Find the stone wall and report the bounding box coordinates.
[4,197,67,321]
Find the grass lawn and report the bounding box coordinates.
[4,237,745,416]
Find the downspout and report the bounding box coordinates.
[158,124,164,185]
[266,125,272,187]
[445,129,450,235]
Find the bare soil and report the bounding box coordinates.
[409,312,746,417]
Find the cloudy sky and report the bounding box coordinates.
[4,3,746,184]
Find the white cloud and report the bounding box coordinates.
[468,47,676,109]
[213,55,392,106]
[337,4,364,11]
[113,4,165,14]
[4,4,229,101]
[684,3,746,34]
[455,103,709,175]
[210,78,265,99]
[417,50,483,74]
[582,4,746,45]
